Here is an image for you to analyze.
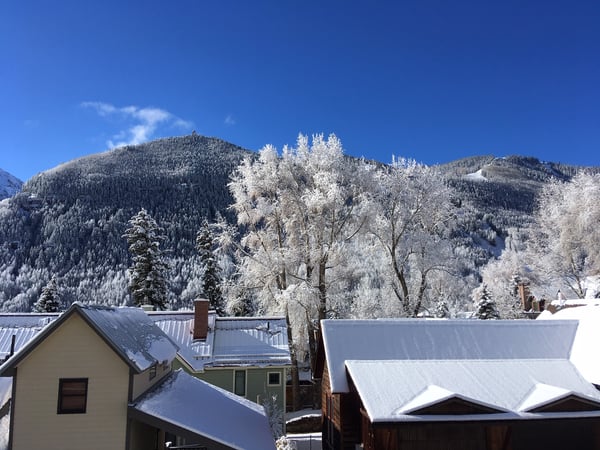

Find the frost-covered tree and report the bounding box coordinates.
[473,284,500,320]
[123,208,169,310]
[263,394,284,439]
[479,246,525,318]
[228,134,368,408]
[369,158,459,317]
[434,299,450,318]
[525,172,600,298]
[34,276,61,312]
[196,220,225,316]
[275,436,297,450]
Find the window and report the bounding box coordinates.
[267,371,281,386]
[58,378,88,414]
[234,370,246,396]
[149,364,157,380]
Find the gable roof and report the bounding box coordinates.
[346,359,600,423]
[129,369,276,450]
[319,319,579,393]
[150,312,291,371]
[0,303,178,375]
[538,305,600,385]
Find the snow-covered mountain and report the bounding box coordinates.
[0,169,23,200]
[0,133,596,311]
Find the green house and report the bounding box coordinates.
[150,300,291,429]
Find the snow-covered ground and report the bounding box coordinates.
[286,433,322,450]
[464,169,487,181]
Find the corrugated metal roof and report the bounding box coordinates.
[213,317,290,367]
[0,313,58,359]
[346,359,600,422]
[322,319,579,393]
[150,313,291,370]
[152,313,214,371]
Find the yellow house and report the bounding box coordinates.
[0,302,275,450]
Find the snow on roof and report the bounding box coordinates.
[321,319,578,393]
[345,359,600,423]
[151,312,214,371]
[538,305,600,385]
[0,313,58,360]
[213,317,291,367]
[77,304,178,372]
[131,369,275,450]
[151,312,291,370]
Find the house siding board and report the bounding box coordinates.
[359,418,600,450]
[11,313,130,450]
[131,361,172,401]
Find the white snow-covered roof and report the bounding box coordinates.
[77,304,178,372]
[346,359,600,423]
[538,305,600,385]
[0,304,178,375]
[151,312,291,371]
[321,319,578,393]
[0,313,58,360]
[151,312,215,371]
[130,369,275,450]
[213,317,290,367]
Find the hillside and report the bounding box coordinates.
[0,169,23,200]
[0,134,251,310]
[0,133,595,312]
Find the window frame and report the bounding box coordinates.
[234,369,246,397]
[57,378,88,414]
[267,371,281,386]
[149,364,157,381]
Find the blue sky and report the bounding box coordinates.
[2,0,599,181]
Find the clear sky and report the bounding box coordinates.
[2,0,599,181]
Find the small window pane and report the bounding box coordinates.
[58,378,88,414]
[268,372,281,386]
[234,370,246,396]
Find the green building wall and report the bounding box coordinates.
[173,359,287,412]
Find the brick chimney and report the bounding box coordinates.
[193,299,209,340]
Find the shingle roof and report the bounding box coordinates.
[346,359,600,423]
[321,319,579,393]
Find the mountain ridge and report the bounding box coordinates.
[0,133,597,311]
[0,168,23,200]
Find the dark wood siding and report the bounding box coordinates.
[360,418,600,450]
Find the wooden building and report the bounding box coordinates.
[315,318,600,450]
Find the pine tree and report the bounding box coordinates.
[196,220,225,316]
[474,284,500,320]
[123,208,169,310]
[34,276,61,312]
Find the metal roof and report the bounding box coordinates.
[130,369,275,450]
[151,312,291,371]
[0,313,58,360]
[321,318,579,393]
[346,359,600,423]
[0,304,178,375]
